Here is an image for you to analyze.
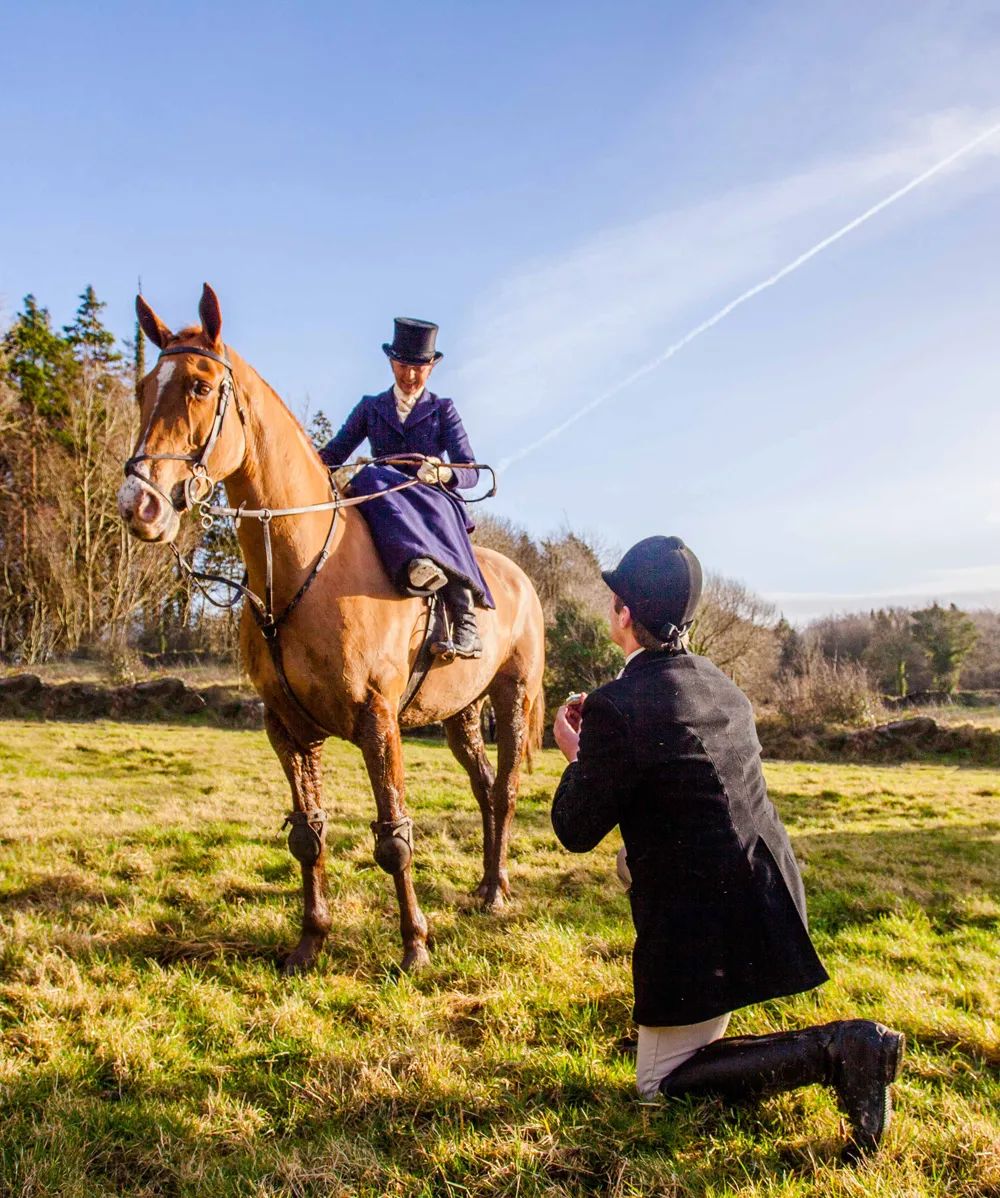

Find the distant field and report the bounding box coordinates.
[918,703,1000,731]
[0,721,997,1197]
[1,661,249,691]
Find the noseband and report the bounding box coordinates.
[124,344,244,513]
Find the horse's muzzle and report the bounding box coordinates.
[117,475,181,543]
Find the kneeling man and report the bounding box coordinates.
[550,535,904,1161]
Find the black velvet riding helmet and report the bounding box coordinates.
[601,535,703,641]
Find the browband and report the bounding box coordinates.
[158,345,233,369]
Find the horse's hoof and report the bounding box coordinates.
[475,875,511,909]
[280,941,321,976]
[479,886,508,913]
[401,944,431,972]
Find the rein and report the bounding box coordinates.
[125,344,496,734]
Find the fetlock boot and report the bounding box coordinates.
[444,581,482,659]
[660,1020,904,1160]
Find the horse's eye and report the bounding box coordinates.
[193,381,213,398]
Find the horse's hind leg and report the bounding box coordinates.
[443,702,499,903]
[479,673,531,911]
[264,708,331,976]
[356,695,430,972]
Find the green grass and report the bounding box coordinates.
[0,722,997,1197]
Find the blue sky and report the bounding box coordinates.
[2,1,999,620]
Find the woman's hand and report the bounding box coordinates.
[417,456,454,486]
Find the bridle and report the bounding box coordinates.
[122,343,498,734]
[124,344,244,513]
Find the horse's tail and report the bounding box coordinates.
[525,688,545,773]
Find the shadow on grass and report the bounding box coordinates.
[0,872,109,911]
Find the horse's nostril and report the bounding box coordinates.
[137,489,161,525]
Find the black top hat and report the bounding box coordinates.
[602,536,703,641]
[382,317,443,364]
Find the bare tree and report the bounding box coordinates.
[690,573,778,688]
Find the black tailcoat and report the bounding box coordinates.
[551,649,828,1026]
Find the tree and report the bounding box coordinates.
[910,603,978,694]
[863,608,926,697]
[1,294,78,425]
[689,573,778,696]
[806,611,873,664]
[307,409,334,450]
[957,610,1000,690]
[64,286,121,368]
[775,616,806,676]
[543,597,623,717]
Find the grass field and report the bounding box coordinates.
[0,722,997,1197]
[919,703,1000,732]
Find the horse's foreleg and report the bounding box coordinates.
[264,709,331,975]
[480,675,531,911]
[443,703,499,904]
[356,695,430,972]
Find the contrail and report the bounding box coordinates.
[498,119,1000,473]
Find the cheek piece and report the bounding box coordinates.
[124,345,240,517]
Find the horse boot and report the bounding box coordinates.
[659,1020,904,1161]
[442,580,482,659]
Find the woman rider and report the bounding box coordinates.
[318,318,493,659]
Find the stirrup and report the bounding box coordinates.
[430,605,457,661]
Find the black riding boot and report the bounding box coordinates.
[435,581,482,659]
[660,1020,904,1160]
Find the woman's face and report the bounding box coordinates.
[391,357,436,396]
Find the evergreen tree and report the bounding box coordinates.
[307,408,334,449]
[911,603,978,693]
[775,616,805,675]
[64,286,121,367]
[134,277,145,402]
[1,294,77,422]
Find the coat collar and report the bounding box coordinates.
[623,645,687,675]
[375,388,438,434]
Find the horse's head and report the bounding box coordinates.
[118,284,246,542]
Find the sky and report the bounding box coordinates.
[2,0,999,622]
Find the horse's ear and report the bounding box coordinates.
[136,294,172,349]
[199,283,223,349]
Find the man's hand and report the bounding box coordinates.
[553,693,587,762]
[417,455,454,486]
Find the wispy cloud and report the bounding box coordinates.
[770,564,1000,622]
[452,108,1000,459]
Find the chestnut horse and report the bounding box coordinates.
[118,285,545,973]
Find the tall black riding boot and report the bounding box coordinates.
[660,1020,904,1160]
[440,581,482,659]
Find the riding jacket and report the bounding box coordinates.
[551,648,828,1026]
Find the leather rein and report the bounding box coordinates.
[123,344,496,737]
